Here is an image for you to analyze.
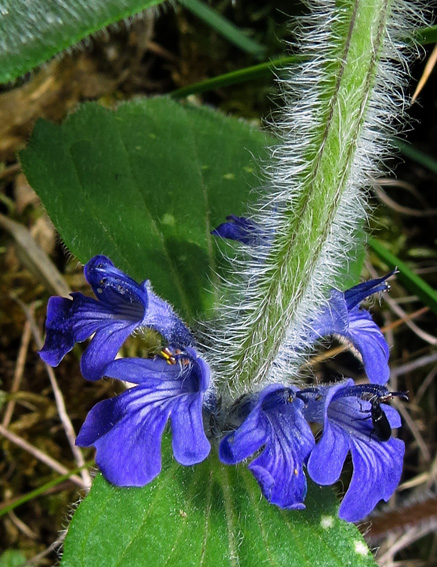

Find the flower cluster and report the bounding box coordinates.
[40,256,209,486]
[40,252,405,522]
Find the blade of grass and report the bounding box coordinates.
[171,55,304,97]
[393,139,437,175]
[369,236,437,316]
[0,462,94,518]
[178,0,266,58]
[414,24,437,45]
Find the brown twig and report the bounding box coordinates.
[412,44,437,103]
[391,352,437,379]
[0,424,84,488]
[7,509,39,540]
[395,400,431,463]
[415,364,437,404]
[374,183,437,217]
[0,162,20,180]
[17,300,92,489]
[383,293,437,346]
[0,212,70,297]
[17,533,65,566]
[2,308,34,428]
[147,40,180,64]
[366,495,437,543]
[367,262,437,346]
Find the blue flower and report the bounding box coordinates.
[309,274,393,385]
[76,347,211,486]
[303,380,405,522]
[219,385,315,509]
[39,255,193,380]
[211,215,269,246]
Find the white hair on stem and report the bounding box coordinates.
[203,0,428,399]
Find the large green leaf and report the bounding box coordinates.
[0,0,165,85]
[20,98,270,320]
[61,440,376,567]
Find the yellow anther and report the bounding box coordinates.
[160,347,177,365]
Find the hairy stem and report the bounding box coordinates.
[211,0,413,396]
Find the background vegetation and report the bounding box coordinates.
[0,2,436,565]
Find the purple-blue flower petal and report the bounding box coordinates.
[39,292,142,371]
[170,393,211,465]
[307,421,350,486]
[347,308,390,385]
[248,418,311,511]
[76,349,210,486]
[339,436,404,522]
[219,399,268,464]
[170,352,211,465]
[86,255,192,346]
[84,255,148,312]
[79,320,140,381]
[219,385,315,509]
[305,379,354,485]
[76,388,173,486]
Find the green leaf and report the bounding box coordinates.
[0,0,165,84]
[60,441,376,567]
[20,98,270,320]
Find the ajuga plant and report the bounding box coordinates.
[18,0,431,565]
